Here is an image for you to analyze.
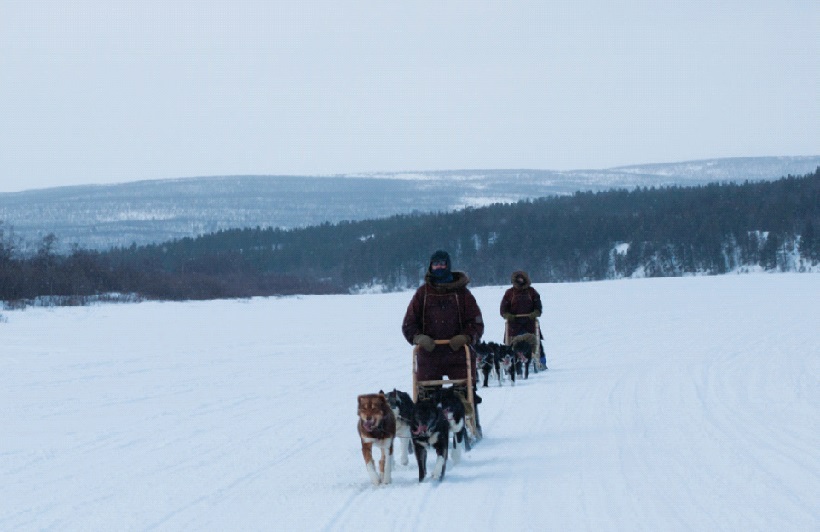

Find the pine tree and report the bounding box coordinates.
[799,220,817,262]
[761,232,780,270]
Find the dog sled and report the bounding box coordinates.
[412,339,482,446]
[505,315,546,372]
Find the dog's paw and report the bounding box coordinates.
[432,456,446,480]
[366,462,381,486]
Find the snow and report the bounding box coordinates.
[614,242,630,255]
[2,274,819,530]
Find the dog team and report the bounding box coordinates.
[358,252,547,485]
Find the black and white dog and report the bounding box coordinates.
[434,387,469,462]
[476,341,503,387]
[383,388,415,466]
[410,398,450,482]
[497,343,517,385]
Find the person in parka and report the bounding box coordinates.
[402,250,484,384]
[500,270,547,368]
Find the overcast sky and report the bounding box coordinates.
[1,0,817,193]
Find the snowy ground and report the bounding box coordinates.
[2,274,818,531]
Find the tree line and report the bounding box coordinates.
[1,168,818,304]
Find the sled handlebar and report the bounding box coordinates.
[418,339,472,347]
[431,339,473,347]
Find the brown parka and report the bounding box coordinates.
[500,270,542,337]
[402,271,484,344]
[402,270,484,381]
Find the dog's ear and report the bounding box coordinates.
[378,389,384,395]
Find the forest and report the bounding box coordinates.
[1,168,818,304]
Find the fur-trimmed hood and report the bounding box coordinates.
[424,270,471,292]
[511,270,531,289]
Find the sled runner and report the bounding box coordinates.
[413,339,482,445]
[505,315,545,372]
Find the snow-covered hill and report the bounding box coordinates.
[2,274,818,530]
[1,156,817,252]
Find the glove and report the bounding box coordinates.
[449,334,471,351]
[413,334,435,352]
[502,313,515,322]
[528,309,542,319]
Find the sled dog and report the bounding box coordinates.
[476,341,503,387]
[410,398,450,482]
[434,387,470,463]
[497,343,517,385]
[510,333,537,380]
[383,388,415,466]
[357,392,396,485]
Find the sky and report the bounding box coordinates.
[2,274,818,529]
[1,0,818,193]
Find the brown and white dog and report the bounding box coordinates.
[357,392,397,486]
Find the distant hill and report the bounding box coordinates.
[2,169,817,303]
[1,156,817,252]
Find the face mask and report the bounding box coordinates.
[431,264,450,279]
